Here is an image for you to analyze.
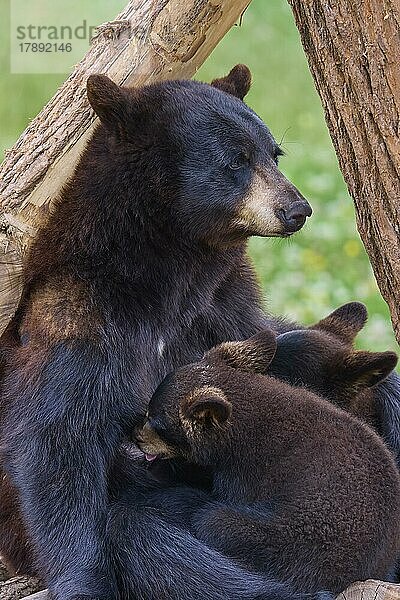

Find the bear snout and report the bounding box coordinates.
[134,420,176,460]
[233,168,312,239]
[278,200,312,233]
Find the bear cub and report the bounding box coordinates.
[269,302,400,463]
[136,329,400,595]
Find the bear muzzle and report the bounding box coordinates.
[234,168,312,238]
[134,421,175,460]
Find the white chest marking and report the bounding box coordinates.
[157,337,165,357]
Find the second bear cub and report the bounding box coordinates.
[269,302,400,464]
[136,330,400,595]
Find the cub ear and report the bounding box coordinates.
[343,350,398,389]
[211,330,277,374]
[313,302,368,344]
[87,74,128,131]
[182,386,231,428]
[211,64,252,100]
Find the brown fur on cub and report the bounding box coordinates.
[136,330,400,595]
[269,302,398,450]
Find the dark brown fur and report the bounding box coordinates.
[0,474,35,576]
[136,330,400,594]
[270,302,398,437]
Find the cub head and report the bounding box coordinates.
[269,302,398,406]
[134,329,278,466]
[86,65,311,247]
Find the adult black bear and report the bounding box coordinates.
[135,331,400,595]
[0,66,313,599]
[269,302,400,466]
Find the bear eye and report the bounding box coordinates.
[229,151,250,170]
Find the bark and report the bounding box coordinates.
[22,593,46,600]
[0,0,250,335]
[0,576,42,600]
[336,580,400,600]
[288,0,400,344]
[17,579,400,600]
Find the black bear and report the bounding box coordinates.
[0,65,314,599]
[269,302,400,464]
[135,330,400,595]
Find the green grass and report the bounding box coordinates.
[0,0,397,354]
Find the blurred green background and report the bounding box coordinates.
[1,0,397,353]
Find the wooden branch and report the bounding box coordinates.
[288,0,400,344]
[0,576,41,600]
[337,580,400,600]
[0,0,251,335]
[17,579,400,600]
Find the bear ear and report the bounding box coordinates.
[181,386,231,429]
[211,329,277,374]
[87,74,128,131]
[211,64,252,100]
[313,302,368,344]
[343,350,398,389]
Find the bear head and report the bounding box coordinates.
[269,302,398,407]
[134,329,278,466]
[86,65,311,248]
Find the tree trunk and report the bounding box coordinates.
[0,0,250,335]
[288,0,400,345]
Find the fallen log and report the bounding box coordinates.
[0,576,42,600]
[8,579,400,600]
[20,593,46,600]
[337,580,400,600]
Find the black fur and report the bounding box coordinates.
[0,67,310,599]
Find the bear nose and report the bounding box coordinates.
[279,201,312,232]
